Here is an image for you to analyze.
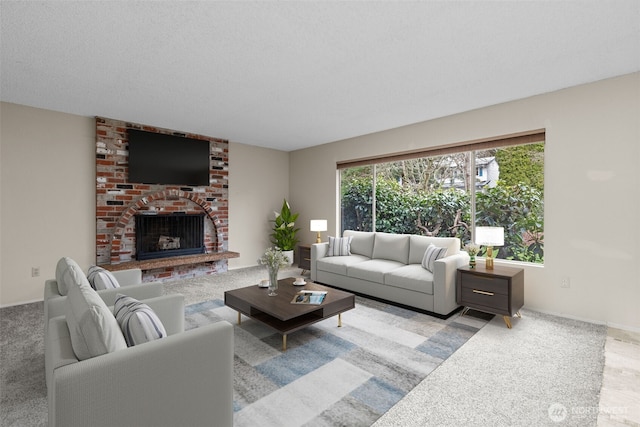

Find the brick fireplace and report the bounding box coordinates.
[95,117,236,281]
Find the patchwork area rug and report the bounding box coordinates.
[185,296,492,427]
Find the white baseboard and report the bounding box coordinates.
[0,297,43,309]
[605,321,640,334]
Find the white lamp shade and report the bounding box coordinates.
[310,219,327,232]
[475,226,504,246]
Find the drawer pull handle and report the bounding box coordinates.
[304,258,311,261]
[472,289,494,296]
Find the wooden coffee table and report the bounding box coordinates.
[224,277,355,351]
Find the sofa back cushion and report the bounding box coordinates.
[55,257,85,296]
[343,230,376,258]
[409,235,461,264]
[372,232,410,264]
[65,273,127,360]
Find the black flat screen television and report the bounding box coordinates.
[127,129,210,186]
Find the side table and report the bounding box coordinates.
[456,264,524,328]
[298,244,311,274]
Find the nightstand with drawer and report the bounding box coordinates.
[456,265,524,328]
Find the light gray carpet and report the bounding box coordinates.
[1,265,607,426]
[373,310,607,427]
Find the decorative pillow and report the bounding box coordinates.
[421,244,448,273]
[114,294,167,347]
[327,236,353,257]
[55,257,85,296]
[65,276,127,360]
[86,265,120,290]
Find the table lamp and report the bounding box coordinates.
[310,219,327,244]
[475,226,504,269]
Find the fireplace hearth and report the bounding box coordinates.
[135,213,206,260]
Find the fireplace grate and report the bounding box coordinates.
[135,213,206,260]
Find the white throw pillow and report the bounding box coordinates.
[421,244,448,273]
[87,265,121,290]
[327,236,353,257]
[65,276,127,360]
[55,257,85,296]
[114,294,167,347]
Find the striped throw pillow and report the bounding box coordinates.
[114,294,167,347]
[421,244,448,273]
[327,236,353,257]
[86,265,120,290]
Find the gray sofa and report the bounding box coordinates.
[46,289,234,426]
[311,230,469,317]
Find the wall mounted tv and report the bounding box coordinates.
[127,129,210,186]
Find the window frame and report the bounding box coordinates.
[338,129,545,263]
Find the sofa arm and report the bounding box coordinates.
[433,252,469,315]
[94,281,164,307]
[111,268,142,286]
[49,321,234,427]
[44,279,60,300]
[311,242,329,282]
[45,316,80,389]
[131,294,185,336]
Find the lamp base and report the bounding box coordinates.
[315,232,322,244]
[485,257,494,269]
[485,246,494,269]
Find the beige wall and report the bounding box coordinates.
[290,72,640,331]
[1,103,95,304]
[228,142,290,269]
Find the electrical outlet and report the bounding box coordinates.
[560,276,570,288]
[31,267,40,277]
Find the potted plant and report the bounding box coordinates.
[271,199,300,265]
[463,243,480,268]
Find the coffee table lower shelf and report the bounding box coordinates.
[234,309,344,351]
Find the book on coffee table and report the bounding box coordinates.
[291,290,327,305]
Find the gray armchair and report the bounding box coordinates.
[46,293,234,427]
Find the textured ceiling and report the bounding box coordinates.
[2,1,639,151]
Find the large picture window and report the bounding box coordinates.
[339,131,544,264]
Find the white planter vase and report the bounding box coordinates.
[282,250,294,266]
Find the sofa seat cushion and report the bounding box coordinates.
[348,259,405,283]
[385,264,434,295]
[317,254,369,275]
